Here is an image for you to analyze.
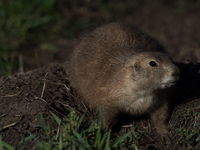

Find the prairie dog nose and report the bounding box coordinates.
[170,66,180,81]
[171,66,180,76]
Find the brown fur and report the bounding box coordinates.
[69,23,179,140]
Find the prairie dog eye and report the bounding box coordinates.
[149,61,157,67]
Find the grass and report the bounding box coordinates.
[0,0,62,76]
[174,106,200,148]
[0,107,141,150]
[33,108,135,150]
[1,104,200,149]
[0,0,117,77]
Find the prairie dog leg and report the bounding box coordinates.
[150,103,171,140]
[100,103,119,129]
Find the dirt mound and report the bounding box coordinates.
[0,64,79,149]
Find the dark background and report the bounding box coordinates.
[0,0,200,76]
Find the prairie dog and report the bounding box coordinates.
[69,23,179,139]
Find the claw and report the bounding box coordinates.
[159,131,173,147]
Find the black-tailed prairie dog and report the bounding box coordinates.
[69,22,179,140]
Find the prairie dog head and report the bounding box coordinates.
[125,52,180,91]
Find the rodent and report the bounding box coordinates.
[69,22,180,140]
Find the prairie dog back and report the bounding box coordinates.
[70,23,165,102]
[69,22,179,140]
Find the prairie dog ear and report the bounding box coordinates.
[134,61,141,72]
[131,61,140,73]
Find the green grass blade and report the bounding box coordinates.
[40,112,48,134]
[47,137,54,150]
[196,135,200,142]
[26,130,34,136]
[95,125,101,149]
[34,125,43,128]
[36,141,43,149]
[2,141,15,150]
[133,144,139,150]
[72,128,87,146]
[59,134,62,150]
[100,133,107,147]
[112,132,130,148]
[50,111,61,125]
[88,121,95,133]
[75,113,85,131]
[72,140,75,150]
[18,135,36,145]
[80,146,86,150]
[104,130,111,150]
[94,106,104,148]
[0,136,2,150]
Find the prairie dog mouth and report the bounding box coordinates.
[161,82,175,88]
[161,79,178,89]
[161,76,179,89]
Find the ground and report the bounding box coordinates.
[1,0,200,149]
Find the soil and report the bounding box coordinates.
[1,0,200,149]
